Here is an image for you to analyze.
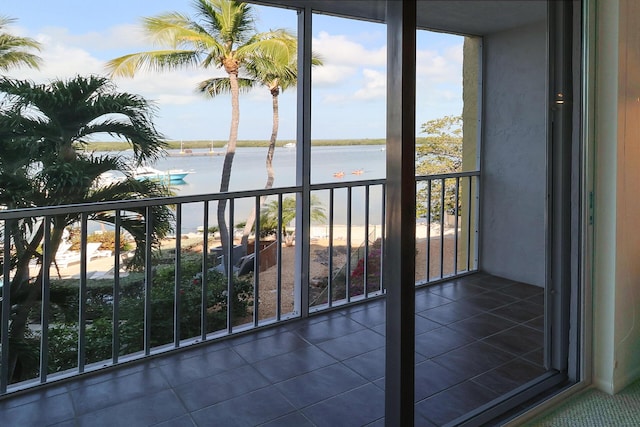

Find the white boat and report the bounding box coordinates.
[96,172,124,187]
[283,142,296,148]
[134,166,190,183]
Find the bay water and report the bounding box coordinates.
[150,145,387,233]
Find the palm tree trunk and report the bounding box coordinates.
[241,89,280,249]
[217,70,240,274]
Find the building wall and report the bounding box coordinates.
[479,20,547,286]
[593,0,640,394]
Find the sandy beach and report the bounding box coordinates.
[252,233,460,319]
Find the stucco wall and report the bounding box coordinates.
[480,20,547,286]
[593,0,640,394]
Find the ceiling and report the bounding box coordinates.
[250,0,547,36]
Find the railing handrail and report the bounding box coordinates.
[0,171,479,219]
[416,170,480,181]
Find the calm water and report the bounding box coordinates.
[150,145,387,232]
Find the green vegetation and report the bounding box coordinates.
[20,256,253,378]
[259,195,326,246]
[0,75,172,383]
[415,115,463,220]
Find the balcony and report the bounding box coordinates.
[0,274,544,426]
[0,173,547,425]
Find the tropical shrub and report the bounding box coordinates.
[350,238,383,296]
[24,256,253,376]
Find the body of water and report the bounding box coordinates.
[149,145,387,233]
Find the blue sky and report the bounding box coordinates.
[2,1,464,141]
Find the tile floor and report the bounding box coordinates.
[0,273,546,426]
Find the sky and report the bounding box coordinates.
[1,0,464,141]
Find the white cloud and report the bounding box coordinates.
[37,24,148,53]
[313,31,386,67]
[4,40,104,82]
[353,68,386,100]
[444,43,464,64]
[311,31,386,87]
[312,64,358,86]
[416,42,463,83]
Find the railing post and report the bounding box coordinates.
[227,200,235,333]
[40,216,51,383]
[143,207,153,356]
[1,219,13,393]
[294,6,313,318]
[253,196,261,326]
[346,187,352,302]
[201,201,209,340]
[78,213,89,371]
[276,194,283,320]
[113,211,121,362]
[174,205,182,348]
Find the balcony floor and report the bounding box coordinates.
[0,273,545,426]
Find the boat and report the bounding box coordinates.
[134,166,191,183]
[333,171,345,178]
[96,172,124,187]
[283,142,296,148]
[352,169,364,175]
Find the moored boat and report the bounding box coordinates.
[134,166,191,183]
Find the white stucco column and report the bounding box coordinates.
[593,0,640,394]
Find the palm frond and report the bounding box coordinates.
[0,17,42,71]
[197,76,255,97]
[106,50,202,77]
[202,0,255,45]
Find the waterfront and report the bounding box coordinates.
[150,145,387,233]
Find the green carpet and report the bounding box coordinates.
[524,379,640,426]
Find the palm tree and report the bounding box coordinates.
[106,0,296,272]
[0,16,42,71]
[225,31,322,248]
[0,75,172,383]
[260,195,326,246]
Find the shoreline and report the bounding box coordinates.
[84,139,388,152]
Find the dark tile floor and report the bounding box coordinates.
[0,273,546,426]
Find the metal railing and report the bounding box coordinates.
[0,171,478,395]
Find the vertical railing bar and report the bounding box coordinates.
[346,187,352,303]
[39,216,51,383]
[467,176,473,272]
[276,194,283,321]
[379,184,386,292]
[474,175,481,270]
[1,219,13,393]
[364,186,370,298]
[143,207,153,356]
[113,211,121,363]
[78,213,89,372]
[226,200,234,334]
[453,177,460,275]
[439,178,445,279]
[328,189,334,307]
[174,205,182,348]
[426,180,432,282]
[201,201,209,341]
[253,196,260,327]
